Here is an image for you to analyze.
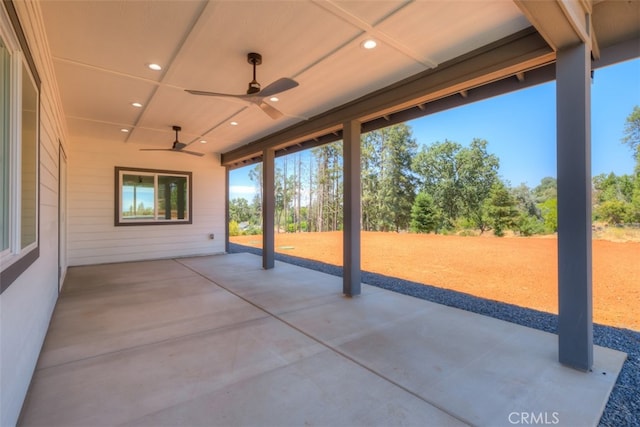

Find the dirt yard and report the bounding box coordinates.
[231,231,639,331]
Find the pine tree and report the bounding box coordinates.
[410,192,440,233]
[486,182,518,237]
[363,124,417,231]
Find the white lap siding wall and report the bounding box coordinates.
[68,139,226,266]
[0,2,68,425]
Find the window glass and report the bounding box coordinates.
[0,38,9,251]
[20,60,37,248]
[158,175,188,220]
[121,174,155,220]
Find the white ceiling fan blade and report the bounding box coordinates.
[259,101,284,119]
[259,78,299,97]
[185,89,252,99]
[186,78,298,101]
[140,147,203,157]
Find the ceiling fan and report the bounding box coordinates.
[140,125,204,157]
[185,52,299,119]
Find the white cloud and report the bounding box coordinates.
[229,185,256,195]
[229,185,257,201]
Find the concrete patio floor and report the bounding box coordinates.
[19,253,626,426]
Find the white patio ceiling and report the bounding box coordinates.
[40,0,531,155]
[39,1,639,158]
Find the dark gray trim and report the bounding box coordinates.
[114,166,193,226]
[0,246,39,293]
[3,0,40,88]
[225,166,230,253]
[0,0,41,294]
[556,43,593,371]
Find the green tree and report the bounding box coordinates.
[376,124,418,232]
[248,164,263,225]
[459,139,500,230]
[413,140,462,227]
[228,197,252,223]
[516,214,546,236]
[361,128,384,231]
[412,138,499,229]
[593,173,634,204]
[510,183,545,236]
[592,172,635,224]
[630,187,640,223]
[410,192,440,233]
[228,220,241,237]
[511,183,540,218]
[622,106,640,223]
[361,124,417,231]
[596,200,630,225]
[485,182,518,237]
[622,105,640,157]
[533,177,557,204]
[312,142,343,231]
[539,197,558,232]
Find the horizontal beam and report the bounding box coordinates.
[225,35,638,171]
[514,0,591,52]
[222,27,554,167]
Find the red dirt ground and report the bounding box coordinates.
[231,231,639,331]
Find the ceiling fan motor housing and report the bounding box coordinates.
[247,80,261,94]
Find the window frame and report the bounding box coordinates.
[0,0,41,294]
[115,166,193,226]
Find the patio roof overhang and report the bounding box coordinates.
[221,27,555,168]
[221,0,639,169]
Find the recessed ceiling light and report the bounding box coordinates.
[230,121,238,126]
[131,102,143,108]
[362,39,377,49]
[200,140,207,144]
[120,128,129,133]
[148,63,162,71]
[269,96,279,102]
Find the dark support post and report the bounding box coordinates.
[225,167,230,253]
[343,120,361,296]
[556,42,593,371]
[262,148,275,269]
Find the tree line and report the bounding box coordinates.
[229,106,640,236]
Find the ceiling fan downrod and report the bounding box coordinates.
[172,125,181,149]
[246,52,262,95]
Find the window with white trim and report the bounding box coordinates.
[0,1,41,293]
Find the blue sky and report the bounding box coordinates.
[230,58,639,200]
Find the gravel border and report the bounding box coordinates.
[229,243,639,426]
